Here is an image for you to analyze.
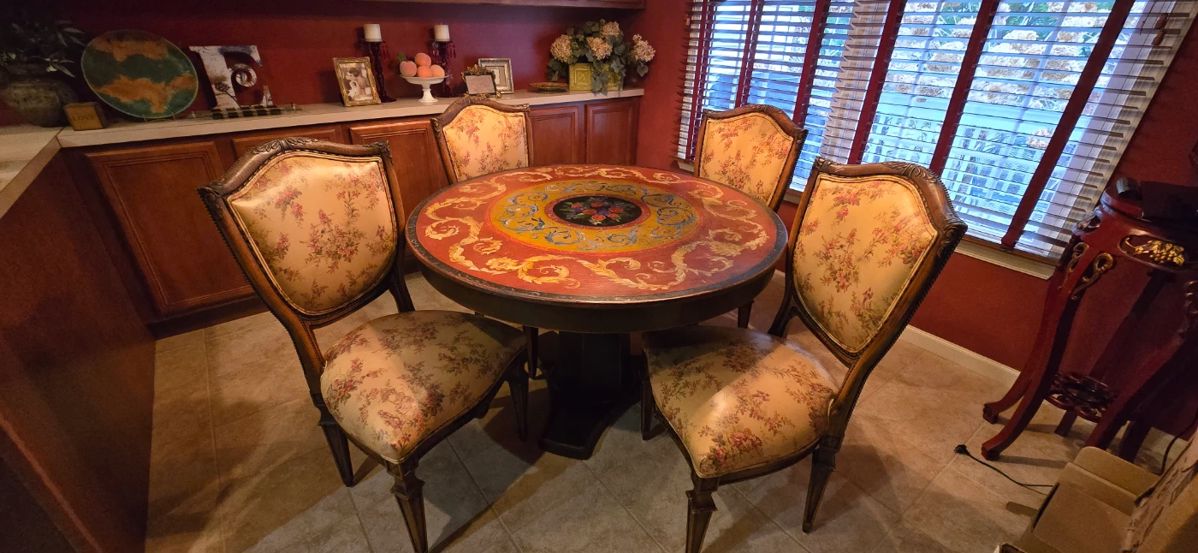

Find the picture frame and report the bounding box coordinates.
[477,57,514,93]
[333,57,381,107]
[464,72,499,97]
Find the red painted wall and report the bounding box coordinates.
[48,0,624,110]
[629,0,1198,375]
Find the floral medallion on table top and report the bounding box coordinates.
[410,165,785,299]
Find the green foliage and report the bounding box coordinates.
[545,19,653,93]
[0,8,86,78]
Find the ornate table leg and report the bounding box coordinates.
[982,249,1114,460]
[982,243,1079,423]
[1087,279,1198,451]
[539,332,637,459]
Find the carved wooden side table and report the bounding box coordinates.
[981,186,1198,460]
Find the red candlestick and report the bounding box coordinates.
[363,41,396,103]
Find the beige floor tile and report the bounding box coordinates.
[901,465,1031,552]
[836,415,950,513]
[299,514,372,553]
[216,447,358,552]
[152,340,213,450]
[213,397,328,481]
[510,484,664,553]
[157,328,206,355]
[870,524,958,553]
[854,377,987,464]
[205,326,309,426]
[145,430,224,553]
[736,458,897,553]
[349,441,509,553]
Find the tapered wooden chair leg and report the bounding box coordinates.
[524,326,541,379]
[641,372,656,441]
[803,447,836,533]
[317,406,356,487]
[736,302,753,328]
[508,360,530,441]
[686,475,718,553]
[391,462,428,553]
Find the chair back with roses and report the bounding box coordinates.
[432,96,533,184]
[199,138,413,390]
[771,158,965,432]
[693,104,807,211]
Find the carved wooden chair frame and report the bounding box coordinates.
[431,96,535,185]
[692,103,808,212]
[693,103,808,327]
[642,158,965,551]
[199,138,528,553]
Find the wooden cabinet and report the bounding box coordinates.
[585,98,639,165]
[348,119,448,220]
[78,96,639,328]
[530,104,586,166]
[85,141,252,318]
[230,125,346,156]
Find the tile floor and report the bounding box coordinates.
[146,272,1169,553]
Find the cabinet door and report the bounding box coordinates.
[230,125,346,157]
[86,141,252,318]
[585,98,639,165]
[348,119,448,221]
[530,104,585,166]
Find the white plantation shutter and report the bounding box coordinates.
[677,0,1197,258]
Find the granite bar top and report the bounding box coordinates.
[0,125,62,219]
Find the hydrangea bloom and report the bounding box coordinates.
[587,36,612,61]
[550,34,573,63]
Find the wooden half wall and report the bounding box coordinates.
[0,155,156,552]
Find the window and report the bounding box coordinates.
[677,0,1197,257]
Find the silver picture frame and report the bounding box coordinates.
[477,57,514,93]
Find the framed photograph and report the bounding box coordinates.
[478,57,514,93]
[333,57,381,107]
[464,73,498,96]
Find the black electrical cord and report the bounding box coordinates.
[1158,407,1198,475]
[954,444,1054,495]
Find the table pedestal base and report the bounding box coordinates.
[537,332,638,459]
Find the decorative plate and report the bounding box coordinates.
[529,81,568,93]
[81,30,199,119]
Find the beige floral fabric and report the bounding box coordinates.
[697,112,797,207]
[229,152,396,313]
[320,311,523,463]
[644,326,838,478]
[440,105,529,182]
[792,174,936,353]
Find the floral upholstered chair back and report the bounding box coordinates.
[786,159,965,397]
[199,139,404,320]
[694,104,807,211]
[433,97,532,184]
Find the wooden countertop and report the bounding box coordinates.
[0,88,644,220]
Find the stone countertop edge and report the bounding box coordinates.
[0,88,645,221]
[0,126,62,220]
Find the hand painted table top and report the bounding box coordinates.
[407,165,786,322]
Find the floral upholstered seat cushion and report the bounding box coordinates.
[319,311,523,463]
[792,174,936,353]
[697,112,797,207]
[440,105,529,182]
[228,152,396,314]
[644,326,838,478]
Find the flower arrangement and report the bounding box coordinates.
[547,20,655,93]
[0,9,86,79]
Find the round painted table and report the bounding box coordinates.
[406,164,787,457]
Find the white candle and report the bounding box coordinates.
[434,24,450,42]
[363,23,382,42]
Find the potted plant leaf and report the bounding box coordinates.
[0,9,85,126]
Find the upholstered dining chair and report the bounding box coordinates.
[432,96,545,378]
[640,158,966,552]
[432,96,533,184]
[693,104,807,327]
[199,138,528,553]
